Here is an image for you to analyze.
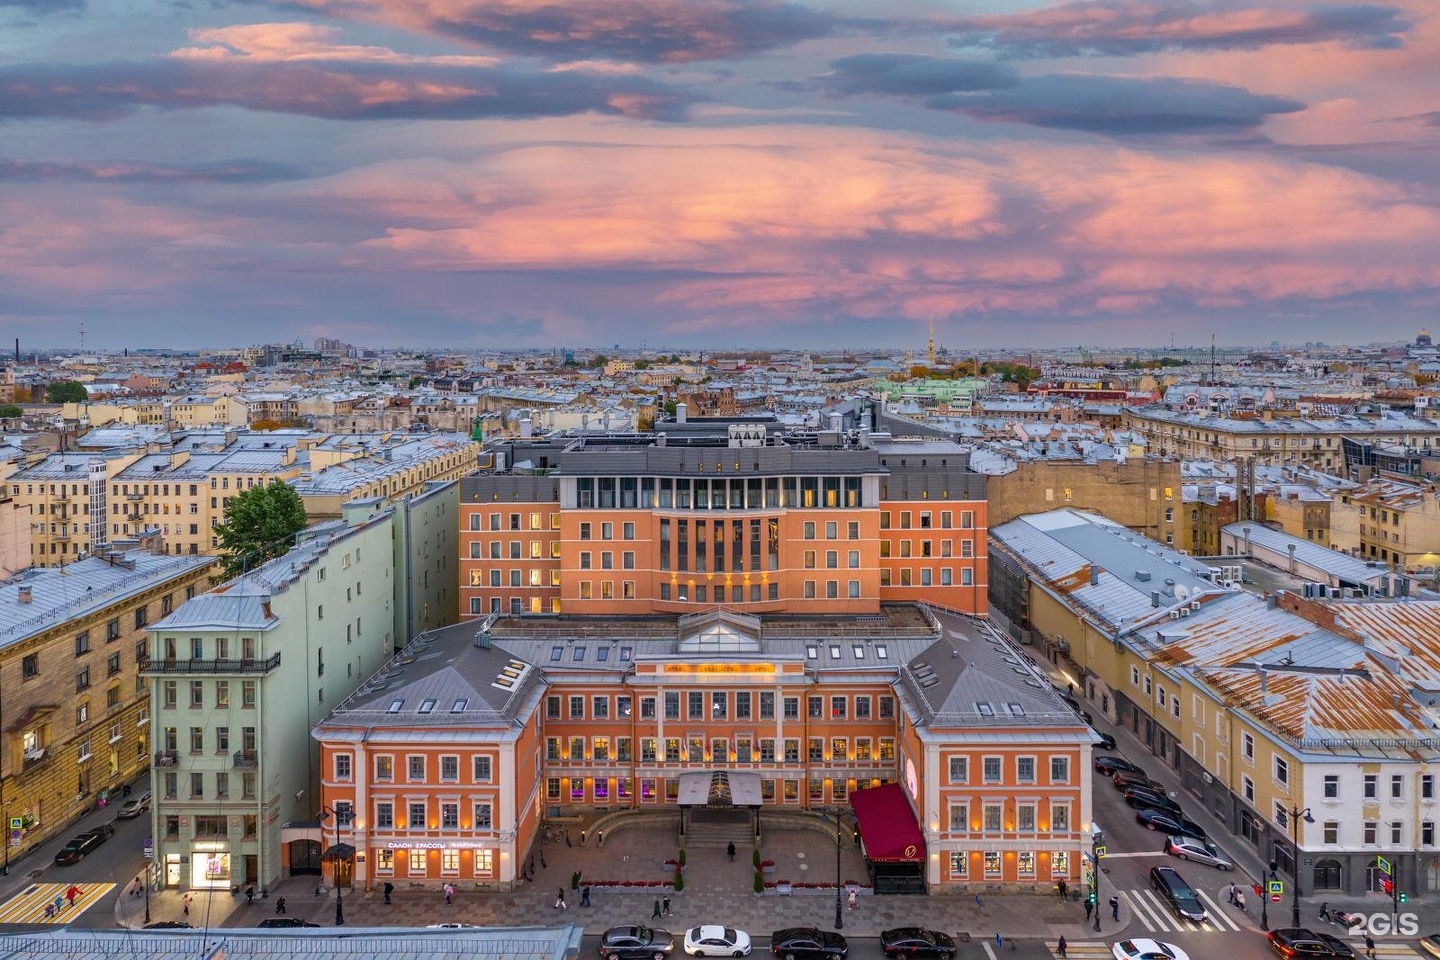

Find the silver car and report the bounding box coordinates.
[1165,835,1232,870]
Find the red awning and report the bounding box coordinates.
[850,783,925,863]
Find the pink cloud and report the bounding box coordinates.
[173,22,499,65]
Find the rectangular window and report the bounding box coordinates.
[1364,774,1378,799]
[1391,774,1404,799]
[983,757,1001,782]
[1364,821,1377,845]
[1050,757,1069,783]
[948,757,968,783]
[407,756,425,781]
[440,756,459,782]
[1016,756,1035,782]
[335,755,352,781]
[1323,775,1339,799]
[1424,775,1435,800]
[1323,821,1339,844]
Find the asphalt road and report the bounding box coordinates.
[9,805,153,929]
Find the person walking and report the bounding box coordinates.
[1364,933,1375,959]
[727,842,736,862]
[1109,895,1120,920]
[1235,889,1246,912]
[1057,879,1067,899]
[581,885,591,908]
[1228,882,1237,905]
[275,897,287,915]
[383,882,393,905]
[540,850,547,870]
[662,895,672,917]
[994,934,1003,952]
[652,899,662,920]
[132,877,143,897]
[66,885,80,908]
[246,885,255,904]
[554,888,567,911]
[847,889,857,911]
[1057,936,1068,958]
[1084,897,1093,921]
[182,893,191,917]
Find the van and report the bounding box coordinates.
[1149,865,1208,922]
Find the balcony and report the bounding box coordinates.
[154,750,179,767]
[140,652,281,675]
[125,493,144,501]
[232,750,258,768]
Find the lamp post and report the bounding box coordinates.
[144,863,151,925]
[834,809,844,930]
[318,805,345,926]
[2,798,11,877]
[1091,823,1103,934]
[1289,806,1314,930]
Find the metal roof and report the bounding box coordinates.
[1222,522,1384,584]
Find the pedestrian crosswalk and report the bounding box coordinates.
[0,881,115,924]
[1046,942,1111,959]
[1117,886,1244,933]
[1047,940,1421,960]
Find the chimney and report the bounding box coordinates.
[1266,593,1277,610]
[1242,525,1252,555]
[676,402,687,424]
[829,411,843,433]
[519,417,533,439]
[18,584,32,604]
[1151,590,1161,608]
[1287,543,1297,574]
[1090,565,1100,586]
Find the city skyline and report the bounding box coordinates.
[1,0,1437,350]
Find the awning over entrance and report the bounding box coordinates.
[851,784,925,863]
[677,770,763,806]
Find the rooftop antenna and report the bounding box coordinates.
[1209,333,1216,387]
[927,318,936,366]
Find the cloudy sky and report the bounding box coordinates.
[1,0,1437,351]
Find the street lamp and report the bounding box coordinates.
[2,797,11,877]
[318,805,346,926]
[834,809,844,930]
[1091,822,1103,934]
[1289,806,1314,929]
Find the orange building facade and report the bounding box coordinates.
[458,434,989,619]
[315,605,1093,894]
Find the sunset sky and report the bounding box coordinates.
[1,0,1437,351]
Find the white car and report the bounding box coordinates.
[1111,939,1190,960]
[683,926,752,957]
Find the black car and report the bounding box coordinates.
[1313,934,1357,960]
[54,826,112,865]
[257,918,321,928]
[144,922,195,930]
[1123,786,1182,815]
[1092,731,1117,751]
[1136,808,1207,841]
[770,928,848,960]
[879,928,956,959]
[1095,756,1145,776]
[1113,771,1165,792]
[600,925,676,960]
[1268,928,1349,959]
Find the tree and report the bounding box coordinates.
[46,380,89,404]
[0,404,22,419]
[214,482,308,580]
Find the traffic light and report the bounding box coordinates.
[1399,891,1408,904]
[1088,891,1097,905]
[1253,884,1263,897]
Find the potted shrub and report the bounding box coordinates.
[674,869,685,892]
[752,849,761,869]
[678,848,687,867]
[571,871,581,890]
[753,872,764,894]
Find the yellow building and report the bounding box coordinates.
[8,432,482,565]
[0,545,215,863]
[1332,478,1440,571]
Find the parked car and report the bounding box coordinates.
[879,928,956,959]
[117,791,152,819]
[684,926,752,957]
[1113,771,1166,793]
[1123,786,1182,815]
[1092,730,1117,751]
[143,922,194,930]
[1267,928,1349,959]
[1312,934,1356,960]
[1136,809,1207,842]
[257,918,321,928]
[600,926,676,960]
[1164,836,1230,869]
[427,923,481,929]
[1095,756,1145,777]
[1111,939,1191,960]
[54,826,112,865]
[770,927,848,960]
[1421,933,1440,958]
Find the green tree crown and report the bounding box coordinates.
[46,380,89,404]
[214,482,309,580]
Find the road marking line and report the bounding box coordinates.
[1197,889,1240,931]
[0,882,115,924]
[1121,889,1170,931]
[1093,852,1166,859]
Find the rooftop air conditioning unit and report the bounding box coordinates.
[1180,608,1191,617]
[1190,600,1201,611]
[1169,610,1181,620]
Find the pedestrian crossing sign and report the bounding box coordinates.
[1268,880,1284,896]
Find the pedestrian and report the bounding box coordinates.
[132,878,143,897]
[1058,879,1067,899]
[44,903,55,920]
[1109,895,1119,920]
[53,895,64,914]
[1084,898,1093,921]
[1364,933,1376,959]
[555,888,567,911]
[123,782,132,797]
[66,885,80,907]
[1228,882,1237,904]
[581,885,591,908]
[662,895,671,917]
[652,899,662,920]
[276,897,287,915]
[540,850,547,870]
[1057,935,1068,958]
[183,893,191,917]
[1235,890,1246,912]
[383,882,393,904]
[995,934,1003,951]
[727,842,736,862]
[974,893,983,911]
[529,855,536,875]
[848,889,857,911]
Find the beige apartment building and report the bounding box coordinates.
[1330,478,1440,572]
[985,457,1184,552]
[8,431,481,566]
[1124,407,1440,471]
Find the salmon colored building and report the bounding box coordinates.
[457,431,989,620]
[314,603,1094,895]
